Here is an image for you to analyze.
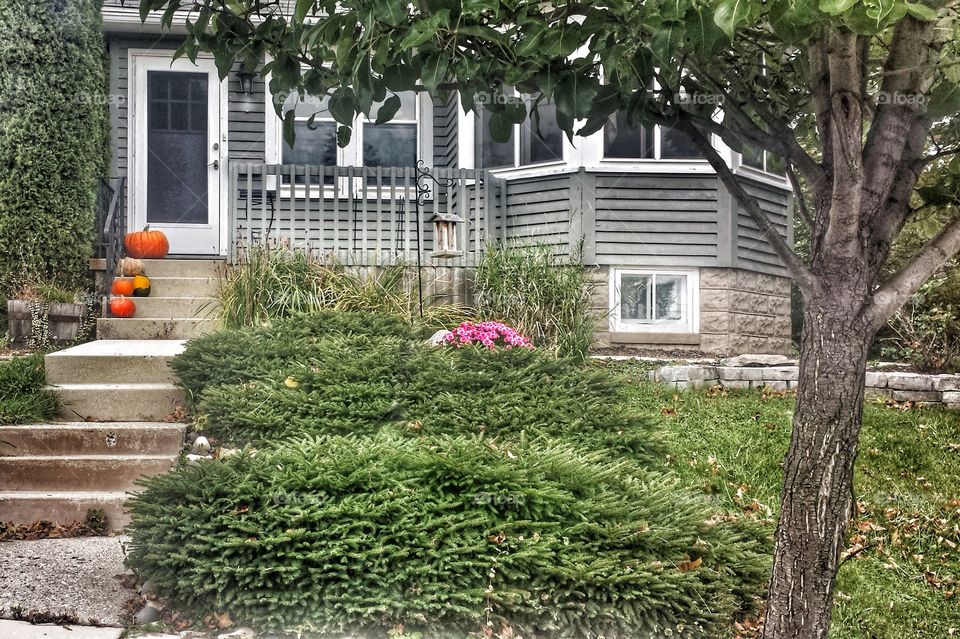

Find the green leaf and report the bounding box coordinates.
[374,0,408,27]
[713,0,754,38]
[421,54,449,94]
[818,0,858,15]
[554,73,599,119]
[282,109,297,146]
[294,0,314,23]
[383,65,419,92]
[337,125,353,148]
[487,110,513,143]
[375,95,402,124]
[328,88,356,125]
[926,82,960,119]
[903,2,938,20]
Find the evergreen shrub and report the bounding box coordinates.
[171,310,419,402]
[127,433,768,638]
[181,317,659,460]
[0,0,108,298]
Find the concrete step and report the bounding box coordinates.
[45,339,186,385]
[122,295,218,319]
[53,383,186,422]
[0,423,184,457]
[138,258,226,277]
[146,276,219,297]
[96,317,217,340]
[0,491,132,530]
[0,455,177,491]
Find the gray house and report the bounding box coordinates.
[100,1,793,355]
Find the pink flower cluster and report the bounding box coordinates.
[444,321,534,349]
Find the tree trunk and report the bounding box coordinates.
[762,285,875,639]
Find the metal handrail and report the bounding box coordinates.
[96,177,126,312]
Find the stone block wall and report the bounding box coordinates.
[699,268,792,355]
[649,362,960,408]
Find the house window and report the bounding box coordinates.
[281,90,419,169]
[610,268,699,333]
[476,93,564,169]
[741,146,785,175]
[603,111,702,160]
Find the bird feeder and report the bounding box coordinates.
[429,211,464,258]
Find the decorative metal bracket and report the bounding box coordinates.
[415,160,456,207]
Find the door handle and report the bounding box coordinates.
[209,160,219,170]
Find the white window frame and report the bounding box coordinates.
[609,267,700,334]
[265,86,433,198]
[471,94,568,172]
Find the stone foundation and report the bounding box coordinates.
[699,268,792,355]
[593,266,793,355]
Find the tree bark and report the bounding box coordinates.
[761,283,875,639]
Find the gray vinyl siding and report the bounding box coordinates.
[106,33,267,178]
[593,174,720,267]
[501,174,572,252]
[733,177,792,276]
[432,93,458,169]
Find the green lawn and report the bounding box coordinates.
[597,360,960,639]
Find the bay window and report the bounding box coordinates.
[604,111,702,160]
[476,93,564,169]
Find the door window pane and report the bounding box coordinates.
[604,111,655,159]
[146,71,208,225]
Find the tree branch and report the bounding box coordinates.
[672,117,818,295]
[868,216,960,329]
[786,165,814,233]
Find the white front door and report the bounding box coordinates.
[130,52,226,255]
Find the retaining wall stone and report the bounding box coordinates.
[649,361,960,407]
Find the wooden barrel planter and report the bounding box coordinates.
[48,302,84,344]
[6,300,85,347]
[6,300,31,348]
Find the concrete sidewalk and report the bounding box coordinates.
[0,537,133,627]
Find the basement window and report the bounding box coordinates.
[610,268,699,333]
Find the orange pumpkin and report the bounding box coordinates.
[124,226,169,259]
[111,278,135,296]
[109,296,136,318]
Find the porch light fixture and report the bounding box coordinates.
[236,70,256,95]
[429,211,464,258]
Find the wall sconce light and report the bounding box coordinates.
[236,70,256,96]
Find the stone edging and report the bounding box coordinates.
[648,364,960,408]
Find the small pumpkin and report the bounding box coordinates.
[116,257,144,276]
[111,278,135,296]
[124,226,169,259]
[108,296,136,318]
[132,274,151,297]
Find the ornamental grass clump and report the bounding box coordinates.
[127,433,768,638]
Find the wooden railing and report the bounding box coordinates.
[228,164,506,267]
[95,176,126,310]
